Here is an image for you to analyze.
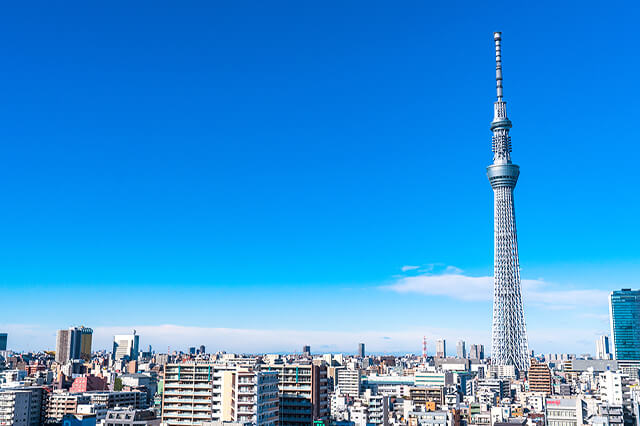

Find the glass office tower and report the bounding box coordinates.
[609,289,640,360]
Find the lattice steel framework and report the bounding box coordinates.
[487,32,529,373]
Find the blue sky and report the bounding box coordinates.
[1,1,639,355]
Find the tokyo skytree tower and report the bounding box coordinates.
[487,32,530,373]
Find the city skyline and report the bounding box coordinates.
[1,2,640,354]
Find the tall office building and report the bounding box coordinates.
[436,339,446,358]
[609,289,640,360]
[0,333,6,351]
[55,329,70,364]
[79,327,93,361]
[470,344,485,360]
[487,32,529,373]
[55,327,83,364]
[113,331,140,361]
[303,345,311,356]
[358,343,365,358]
[456,340,466,359]
[596,335,611,360]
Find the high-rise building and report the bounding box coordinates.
[358,343,365,358]
[596,335,611,360]
[470,344,485,360]
[199,345,206,354]
[55,329,70,364]
[113,331,140,361]
[303,345,311,356]
[161,363,234,425]
[80,327,93,361]
[56,327,82,364]
[456,340,466,359]
[609,289,640,360]
[487,32,529,373]
[528,359,552,394]
[265,362,328,425]
[436,339,446,358]
[0,333,6,351]
[235,368,279,426]
[162,363,279,425]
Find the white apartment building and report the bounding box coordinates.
[337,369,361,397]
[545,398,587,426]
[162,363,278,426]
[47,393,91,421]
[598,371,631,408]
[162,363,237,425]
[234,368,278,426]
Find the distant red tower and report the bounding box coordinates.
[422,336,427,361]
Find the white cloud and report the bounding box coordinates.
[401,265,420,272]
[387,272,493,301]
[385,267,609,309]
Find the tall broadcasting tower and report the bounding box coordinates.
[487,32,529,373]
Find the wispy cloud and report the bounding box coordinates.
[401,265,420,272]
[384,266,609,309]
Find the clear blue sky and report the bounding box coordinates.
[1,1,639,354]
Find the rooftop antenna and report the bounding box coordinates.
[494,32,503,101]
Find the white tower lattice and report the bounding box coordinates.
[487,32,529,373]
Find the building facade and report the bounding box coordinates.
[436,340,446,358]
[264,363,328,426]
[596,335,611,360]
[358,343,365,358]
[161,363,278,426]
[161,363,235,425]
[609,289,640,360]
[528,360,552,394]
[234,368,278,426]
[80,327,93,361]
[113,332,140,361]
[456,341,466,359]
[0,387,45,426]
[336,369,360,397]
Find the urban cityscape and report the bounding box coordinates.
[1,3,639,426]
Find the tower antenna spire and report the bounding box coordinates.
[494,32,503,101]
[487,32,529,374]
